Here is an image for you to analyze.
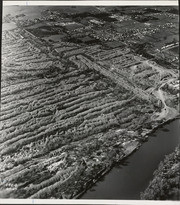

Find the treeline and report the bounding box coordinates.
[141,145,180,200]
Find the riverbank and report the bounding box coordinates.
[75,140,141,199]
[79,117,180,199]
[141,145,180,200]
[141,115,180,142]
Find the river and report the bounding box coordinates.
[81,119,180,199]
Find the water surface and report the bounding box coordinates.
[81,119,180,199]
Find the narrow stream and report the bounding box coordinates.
[81,119,180,199]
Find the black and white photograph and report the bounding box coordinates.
[0,0,179,204]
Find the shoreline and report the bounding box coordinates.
[141,145,180,200]
[76,116,180,199]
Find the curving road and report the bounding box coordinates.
[152,78,178,121]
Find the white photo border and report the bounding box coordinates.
[3,0,179,6]
[1,1,179,204]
